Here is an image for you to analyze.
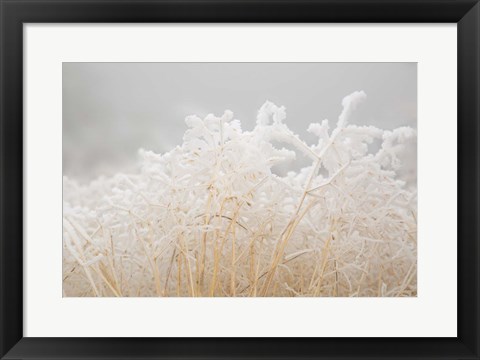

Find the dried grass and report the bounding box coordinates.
[63,91,417,297]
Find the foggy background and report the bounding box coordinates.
[63,63,417,183]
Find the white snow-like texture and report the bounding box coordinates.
[63,91,417,297]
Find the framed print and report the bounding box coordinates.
[0,0,479,359]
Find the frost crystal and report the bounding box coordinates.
[63,92,417,297]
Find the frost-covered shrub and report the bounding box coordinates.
[63,91,417,297]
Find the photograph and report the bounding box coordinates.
[62,62,417,297]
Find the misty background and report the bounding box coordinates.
[63,63,417,183]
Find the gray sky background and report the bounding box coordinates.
[63,63,417,182]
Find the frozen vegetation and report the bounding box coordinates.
[63,91,417,297]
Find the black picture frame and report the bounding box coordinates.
[1,1,479,359]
